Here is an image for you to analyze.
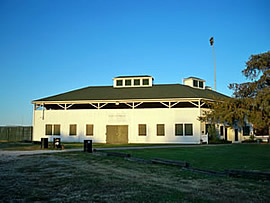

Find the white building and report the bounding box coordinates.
[31,76,250,144]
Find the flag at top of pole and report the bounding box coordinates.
[210,37,214,46]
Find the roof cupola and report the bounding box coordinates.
[113,75,154,88]
[183,77,205,89]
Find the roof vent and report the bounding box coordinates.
[183,77,205,89]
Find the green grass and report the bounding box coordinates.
[113,144,270,172]
[1,141,269,172]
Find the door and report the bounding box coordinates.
[235,129,238,142]
[225,127,228,141]
[106,125,128,144]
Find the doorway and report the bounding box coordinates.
[235,129,238,142]
[106,125,128,144]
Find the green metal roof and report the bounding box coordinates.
[33,84,228,102]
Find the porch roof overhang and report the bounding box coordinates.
[31,98,215,105]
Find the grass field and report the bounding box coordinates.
[1,150,270,202]
[113,144,270,172]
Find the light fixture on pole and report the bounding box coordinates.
[210,37,216,91]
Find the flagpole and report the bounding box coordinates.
[210,37,216,91]
[213,43,216,91]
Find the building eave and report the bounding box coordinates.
[31,97,216,105]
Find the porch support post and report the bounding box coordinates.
[42,103,45,120]
[32,104,36,126]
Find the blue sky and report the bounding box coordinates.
[0,0,269,125]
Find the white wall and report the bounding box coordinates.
[33,108,202,144]
[183,79,193,87]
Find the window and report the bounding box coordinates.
[45,124,52,135]
[143,79,149,85]
[125,79,131,86]
[185,124,193,136]
[243,126,250,136]
[220,126,224,136]
[175,124,183,136]
[134,79,140,86]
[193,80,198,87]
[116,80,123,86]
[157,124,165,136]
[53,125,61,135]
[46,124,60,135]
[86,124,94,136]
[69,124,77,136]
[199,81,204,88]
[138,124,147,136]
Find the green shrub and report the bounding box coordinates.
[209,139,232,144]
[208,124,218,142]
[242,139,256,143]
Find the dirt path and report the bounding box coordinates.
[0,149,82,162]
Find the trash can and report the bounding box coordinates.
[53,138,61,148]
[84,140,92,153]
[41,138,48,149]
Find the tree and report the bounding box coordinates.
[200,51,270,137]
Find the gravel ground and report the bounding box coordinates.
[0,149,82,162]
